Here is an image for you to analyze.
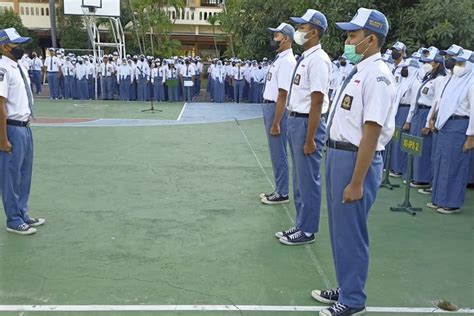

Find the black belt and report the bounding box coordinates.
[416,103,430,110]
[289,111,309,118]
[399,103,410,107]
[326,139,358,152]
[7,119,30,127]
[449,115,469,120]
[47,71,58,73]
[263,99,276,104]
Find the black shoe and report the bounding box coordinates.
[26,217,46,227]
[259,191,275,199]
[312,288,340,304]
[279,230,315,245]
[274,226,298,239]
[261,193,289,205]
[389,171,402,178]
[410,181,429,188]
[6,223,37,235]
[320,302,366,316]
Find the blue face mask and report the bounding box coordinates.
[344,36,371,64]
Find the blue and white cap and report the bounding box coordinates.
[336,7,389,37]
[439,44,463,56]
[452,49,473,62]
[420,46,444,63]
[268,23,296,40]
[392,41,406,52]
[290,9,328,31]
[0,28,31,45]
[411,51,422,59]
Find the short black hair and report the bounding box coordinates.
[363,29,385,48]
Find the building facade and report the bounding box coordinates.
[0,0,228,56]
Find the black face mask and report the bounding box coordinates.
[400,66,409,77]
[258,66,262,69]
[140,58,144,62]
[109,57,113,62]
[270,39,281,50]
[133,58,138,62]
[391,51,402,60]
[11,46,24,61]
[78,61,83,65]
[340,61,347,67]
[445,58,456,70]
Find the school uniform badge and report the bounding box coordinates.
[266,72,272,81]
[293,74,301,85]
[0,67,6,82]
[341,94,353,110]
[422,87,429,94]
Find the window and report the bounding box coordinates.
[204,12,207,20]
[181,9,185,20]
[199,12,202,20]
[191,12,194,20]
[45,7,49,15]
[20,7,24,15]
[172,11,175,19]
[26,7,29,15]
[186,11,189,20]
[36,7,39,15]
[41,7,44,15]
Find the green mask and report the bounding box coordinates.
[344,37,370,64]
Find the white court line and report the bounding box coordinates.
[177,102,188,121]
[0,305,472,313]
[235,119,332,288]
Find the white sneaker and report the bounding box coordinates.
[418,188,432,195]
[6,223,37,235]
[426,202,438,209]
[26,218,46,227]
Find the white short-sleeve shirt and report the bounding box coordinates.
[287,44,332,114]
[263,49,296,102]
[44,55,60,72]
[180,65,195,78]
[328,53,397,151]
[0,56,32,122]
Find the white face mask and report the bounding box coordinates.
[453,64,466,77]
[294,30,309,46]
[422,63,433,74]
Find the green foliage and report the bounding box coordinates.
[217,0,473,59]
[57,15,89,50]
[0,9,38,52]
[127,0,185,56]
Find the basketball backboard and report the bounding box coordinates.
[64,0,121,17]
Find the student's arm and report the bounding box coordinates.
[271,88,288,136]
[304,91,323,156]
[343,122,381,203]
[0,97,11,153]
[464,83,474,152]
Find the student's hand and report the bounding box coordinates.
[421,127,431,136]
[270,123,280,136]
[463,136,474,152]
[303,140,316,156]
[343,182,363,203]
[0,139,12,154]
[402,122,410,131]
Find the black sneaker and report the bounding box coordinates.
[261,193,289,205]
[311,288,340,304]
[320,302,366,316]
[389,171,402,178]
[436,207,460,214]
[279,230,315,246]
[6,223,37,235]
[410,181,429,188]
[274,226,298,239]
[26,217,46,227]
[418,188,432,195]
[259,191,275,199]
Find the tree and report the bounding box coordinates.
[127,0,185,56]
[0,9,38,52]
[208,14,220,57]
[216,0,473,59]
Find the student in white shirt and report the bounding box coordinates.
[44,48,61,99]
[118,58,132,101]
[276,9,331,247]
[180,59,195,102]
[312,9,396,316]
[430,49,474,214]
[259,22,296,205]
[151,59,166,102]
[0,27,45,235]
